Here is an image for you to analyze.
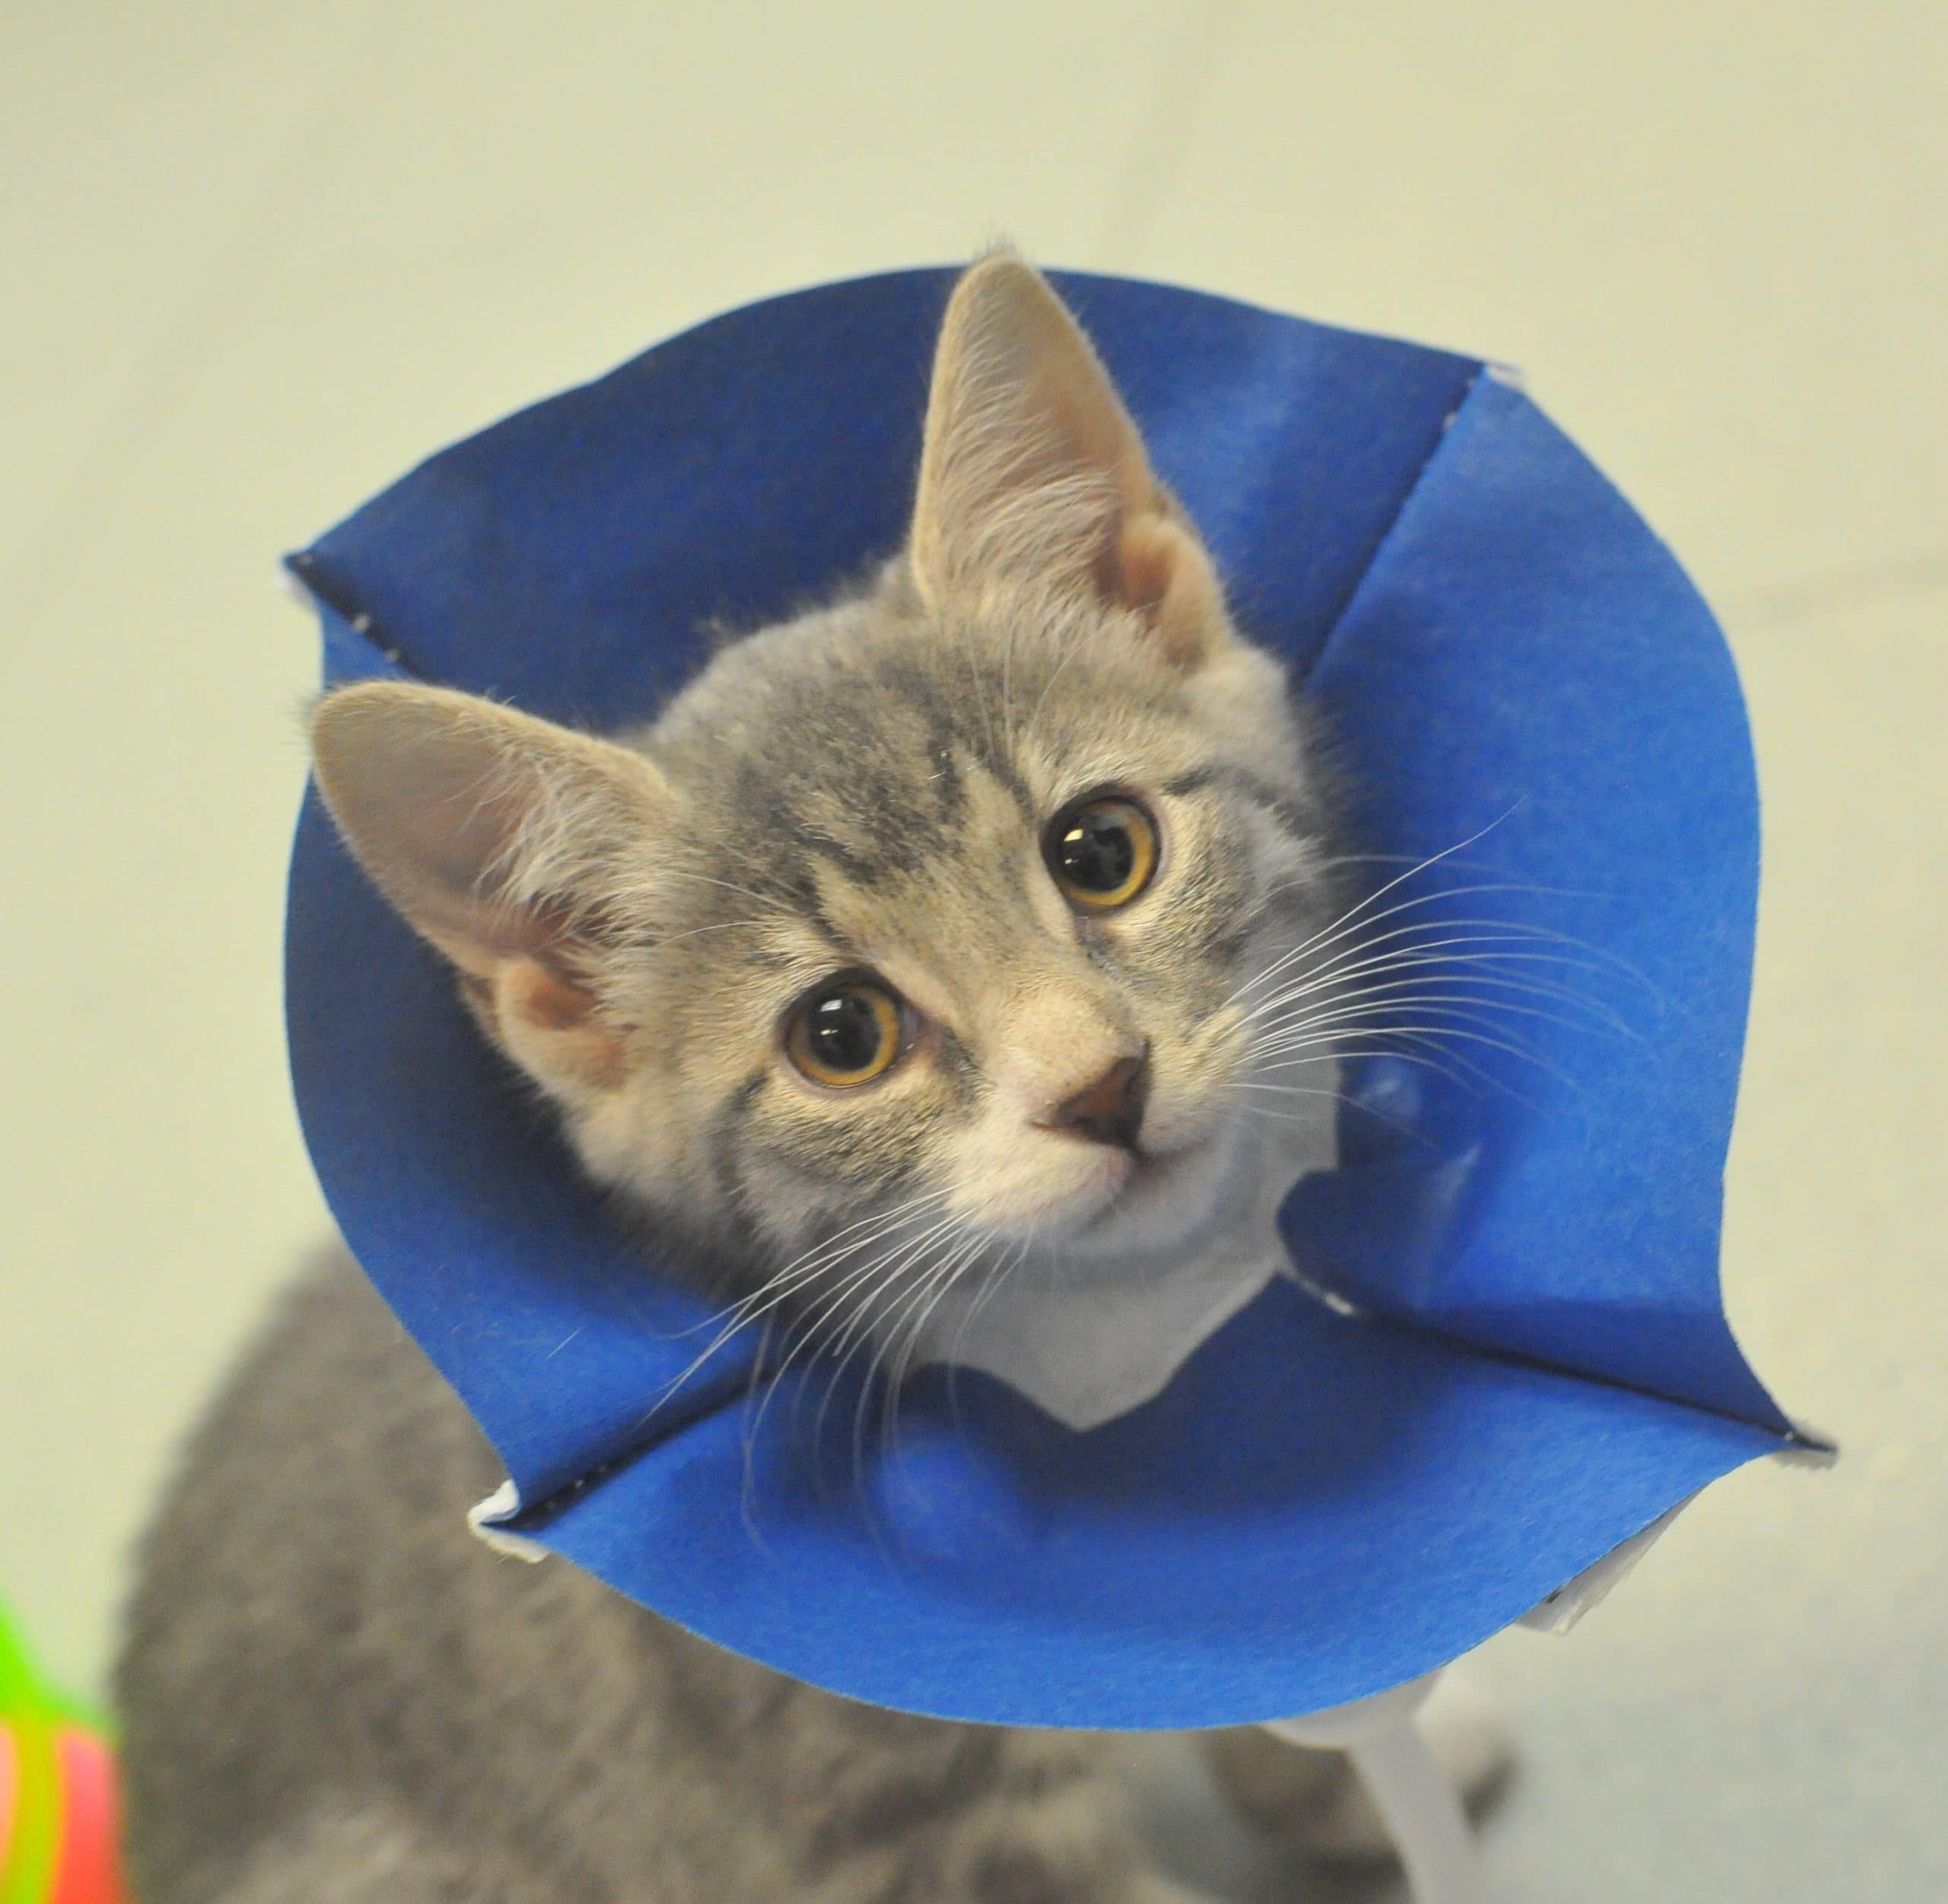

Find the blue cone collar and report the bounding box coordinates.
[286,267,1800,1729]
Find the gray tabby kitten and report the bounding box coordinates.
[118,257,1485,1902]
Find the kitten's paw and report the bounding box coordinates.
[1122,1877,1222,1904]
[1204,1671,1513,1864]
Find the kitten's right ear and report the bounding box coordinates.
[909,253,1230,667]
[310,683,668,1097]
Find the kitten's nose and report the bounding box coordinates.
[1043,1047,1150,1152]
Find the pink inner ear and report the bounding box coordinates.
[1116,514,1226,668]
[312,683,671,980]
[395,775,555,960]
[491,959,629,1094]
[517,963,601,1033]
[1116,515,1177,613]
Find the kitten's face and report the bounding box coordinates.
[577,586,1332,1279]
[311,256,1339,1329]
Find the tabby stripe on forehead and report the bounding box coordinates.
[889,660,1038,822]
[797,822,898,888]
[882,662,969,823]
[803,902,860,960]
[1163,767,1219,798]
[979,746,1039,826]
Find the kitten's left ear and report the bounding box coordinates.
[909,253,1229,668]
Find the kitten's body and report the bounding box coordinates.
[118,258,1501,1899]
[120,1253,1183,1904]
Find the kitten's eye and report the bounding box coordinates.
[1045,796,1159,910]
[785,979,903,1088]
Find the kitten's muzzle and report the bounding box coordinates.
[1037,1046,1151,1153]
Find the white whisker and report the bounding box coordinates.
[1240,928,1640,1028]
[1216,809,1527,1014]
[775,1214,966,1451]
[648,1189,950,1434]
[1251,985,1626,1054]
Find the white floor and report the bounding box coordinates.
[3,4,1943,1896]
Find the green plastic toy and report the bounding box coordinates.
[0,1603,129,1904]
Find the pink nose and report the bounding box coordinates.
[1042,1048,1150,1152]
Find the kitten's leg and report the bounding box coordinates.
[1203,1673,1512,1861]
[796,1722,1203,1904]
[208,1801,563,1904]
[876,1739,1212,1904]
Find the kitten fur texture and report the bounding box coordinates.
[117,257,1431,1902]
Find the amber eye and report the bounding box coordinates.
[1044,795,1159,909]
[785,979,903,1088]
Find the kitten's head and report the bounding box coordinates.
[311,256,1341,1319]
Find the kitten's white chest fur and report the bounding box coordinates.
[915,1071,1338,1431]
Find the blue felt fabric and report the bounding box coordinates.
[527,1285,1781,1729]
[1291,373,1788,1428]
[285,267,1797,1727]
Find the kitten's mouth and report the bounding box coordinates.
[966,1106,1269,1257]
[1123,1146,1183,1192]
[1071,1132,1231,1246]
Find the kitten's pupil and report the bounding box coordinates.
[807,990,883,1072]
[1046,797,1157,908]
[1058,813,1135,893]
[786,979,901,1087]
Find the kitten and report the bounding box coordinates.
[116,256,1489,1902]
[301,256,1343,1428]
